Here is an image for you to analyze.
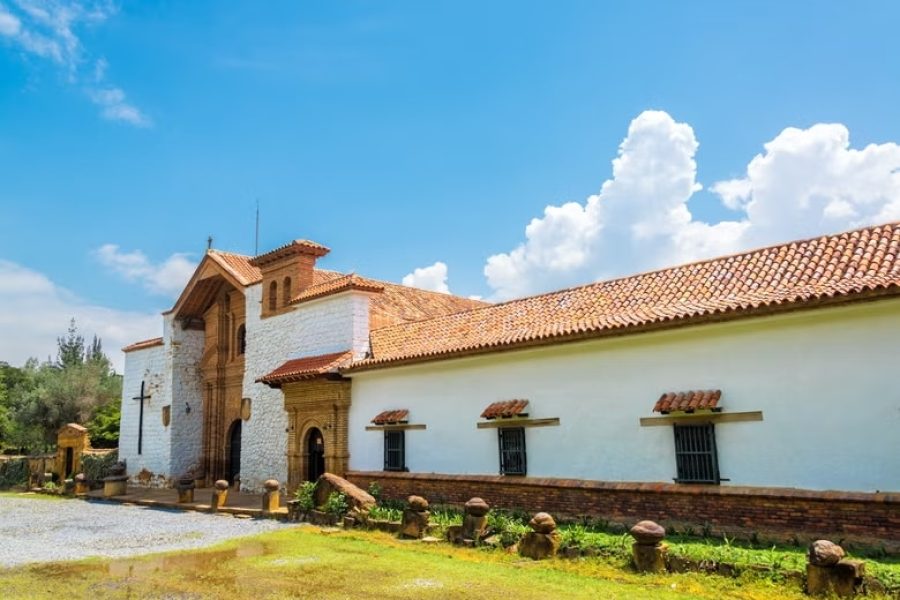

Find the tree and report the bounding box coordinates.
[57,318,85,369]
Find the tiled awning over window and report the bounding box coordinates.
[371,409,409,425]
[256,350,353,388]
[481,400,529,420]
[654,390,721,414]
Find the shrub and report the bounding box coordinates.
[0,458,29,489]
[368,505,402,522]
[81,451,118,485]
[323,492,349,519]
[367,481,382,501]
[293,481,317,513]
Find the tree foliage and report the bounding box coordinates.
[0,320,122,453]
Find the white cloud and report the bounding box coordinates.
[94,244,196,297]
[402,261,450,294]
[485,111,900,300]
[89,86,151,126]
[0,1,150,126]
[0,259,160,372]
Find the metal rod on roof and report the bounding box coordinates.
[255,199,260,256]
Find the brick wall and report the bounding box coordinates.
[347,471,900,547]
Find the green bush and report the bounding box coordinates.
[0,458,29,489]
[324,492,349,519]
[293,481,317,513]
[367,481,382,501]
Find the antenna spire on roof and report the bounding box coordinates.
[207,235,213,250]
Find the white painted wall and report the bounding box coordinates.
[168,319,205,477]
[119,340,170,480]
[240,286,371,490]
[349,299,900,493]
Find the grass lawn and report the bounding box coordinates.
[0,525,819,600]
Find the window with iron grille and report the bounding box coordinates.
[673,423,720,484]
[498,427,527,476]
[383,430,405,471]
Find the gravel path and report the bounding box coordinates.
[0,495,291,567]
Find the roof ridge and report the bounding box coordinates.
[376,220,900,329]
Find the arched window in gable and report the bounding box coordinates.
[236,324,246,355]
[283,277,292,306]
[268,281,278,312]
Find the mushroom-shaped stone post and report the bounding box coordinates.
[102,462,129,498]
[262,479,281,513]
[400,495,430,539]
[460,497,490,542]
[176,473,196,504]
[518,512,561,560]
[73,473,89,496]
[211,479,229,511]
[806,540,865,597]
[629,520,667,573]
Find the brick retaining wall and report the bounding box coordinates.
[347,471,900,547]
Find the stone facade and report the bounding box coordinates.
[119,341,170,482]
[240,286,369,491]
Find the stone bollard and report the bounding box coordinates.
[400,495,430,539]
[176,475,195,504]
[629,520,668,573]
[806,540,865,597]
[460,497,489,542]
[211,479,229,511]
[519,512,561,560]
[74,473,89,496]
[262,479,280,513]
[102,462,128,498]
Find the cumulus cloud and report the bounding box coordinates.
[94,244,196,297]
[484,110,900,300]
[0,1,150,126]
[402,261,450,294]
[0,259,160,371]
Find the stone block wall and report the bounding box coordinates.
[348,471,900,549]
[241,285,369,491]
[169,319,205,478]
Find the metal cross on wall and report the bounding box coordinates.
[132,381,152,455]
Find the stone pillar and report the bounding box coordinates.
[262,479,280,513]
[519,512,561,560]
[211,479,229,511]
[629,520,668,573]
[806,540,864,597]
[73,473,89,496]
[102,462,128,497]
[400,495,430,539]
[176,476,196,504]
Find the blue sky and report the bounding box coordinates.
[2,1,900,368]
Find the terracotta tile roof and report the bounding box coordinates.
[208,251,263,285]
[352,222,900,371]
[122,337,164,353]
[481,400,530,419]
[256,350,353,387]
[290,273,488,325]
[654,390,722,414]
[292,274,386,304]
[371,409,409,425]
[249,239,330,267]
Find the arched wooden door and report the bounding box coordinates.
[226,420,242,484]
[306,427,325,482]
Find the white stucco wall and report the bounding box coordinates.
[240,286,371,490]
[349,299,900,493]
[119,341,170,480]
[168,319,205,477]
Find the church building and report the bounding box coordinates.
[120,222,900,543]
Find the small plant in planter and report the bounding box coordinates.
[289,481,317,521]
[324,492,349,524]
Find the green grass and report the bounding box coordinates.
[0,525,841,600]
